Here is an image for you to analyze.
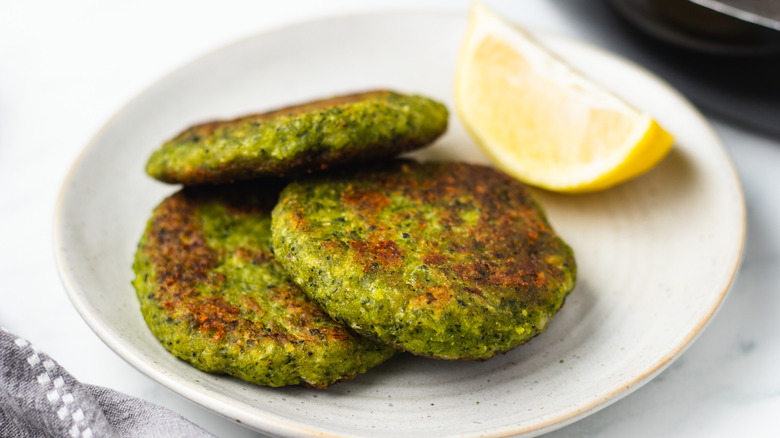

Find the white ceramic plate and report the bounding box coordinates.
[54,12,745,438]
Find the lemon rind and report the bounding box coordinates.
[454,2,675,194]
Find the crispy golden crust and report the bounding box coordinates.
[174,91,392,140]
[144,190,343,344]
[145,90,448,185]
[132,183,395,387]
[272,161,577,360]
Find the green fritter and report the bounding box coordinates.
[271,161,577,361]
[146,90,448,185]
[132,183,395,388]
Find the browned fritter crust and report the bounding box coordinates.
[176,91,388,140]
[271,161,577,360]
[132,183,395,387]
[145,90,449,185]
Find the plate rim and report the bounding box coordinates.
[52,10,747,438]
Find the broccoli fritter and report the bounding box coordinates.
[146,91,448,185]
[271,161,576,360]
[132,183,395,388]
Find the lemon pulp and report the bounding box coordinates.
[455,3,674,193]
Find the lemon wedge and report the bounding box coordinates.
[455,3,674,193]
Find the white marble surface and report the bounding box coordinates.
[1,1,778,437]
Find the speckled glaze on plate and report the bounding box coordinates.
[54,12,745,438]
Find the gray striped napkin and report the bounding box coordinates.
[0,327,216,438]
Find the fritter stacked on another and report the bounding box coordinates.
[132,184,395,388]
[270,161,577,360]
[145,91,448,185]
